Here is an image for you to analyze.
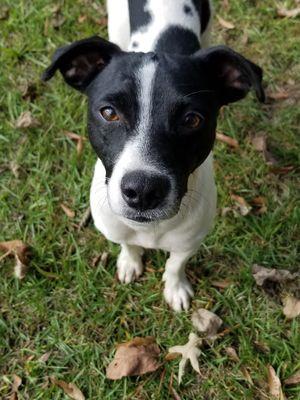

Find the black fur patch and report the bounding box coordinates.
[192,0,211,33]
[155,26,201,55]
[128,0,152,33]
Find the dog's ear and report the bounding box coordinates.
[42,36,122,92]
[194,45,265,104]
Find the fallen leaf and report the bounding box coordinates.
[253,340,270,354]
[165,352,181,361]
[20,81,38,102]
[217,15,235,29]
[252,265,299,287]
[267,89,290,101]
[284,370,300,386]
[60,203,75,218]
[38,351,52,363]
[16,111,39,128]
[64,131,86,156]
[0,240,30,279]
[211,280,232,289]
[282,295,300,319]
[91,251,109,268]
[250,134,278,166]
[0,5,9,20]
[10,161,20,178]
[231,194,252,216]
[12,374,22,392]
[168,333,202,384]
[191,309,223,339]
[106,337,160,380]
[241,366,254,385]
[268,365,285,399]
[250,196,267,215]
[251,134,267,152]
[50,377,85,400]
[216,132,239,148]
[277,7,300,18]
[269,166,295,175]
[170,387,182,400]
[77,206,91,231]
[225,347,240,362]
[78,15,87,23]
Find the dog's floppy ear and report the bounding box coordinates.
[42,36,122,91]
[194,45,265,104]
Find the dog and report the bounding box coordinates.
[42,0,264,311]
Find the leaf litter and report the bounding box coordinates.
[0,240,30,279]
[50,377,85,400]
[106,337,160,380]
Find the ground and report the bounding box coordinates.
[0,0,299,399]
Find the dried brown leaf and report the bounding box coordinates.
[227,347,241,362]
[60,203,75,219]
[277,7,300,18]
[10,161,20,178]
[38,351,52,363]
[269,166,295,175]
[191,309,223,338]
[211,280,232,289]
[216,132,239,148]
[78,15,87,23]
[64,131,86,156]
[217,15,235,29]
[0,5,9,20]
[225,347,240,362]
[251,134,267,152]
[282,295,300,319]
[267,89,290,100]
[241,366,254,385]
[16,111,39,128]
[284,371,300,386]
[252,265,299,287]
[231,194,252,216]
[170,387,182,400]
[253,340,270,354]
[106,337,160,380]
[268,365,285,399]
[250,196,267,215]
[12,374,22,392]
[50,377,85,400]
[0,240,30,279]
[77,206,91,231]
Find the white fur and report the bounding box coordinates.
[107,0,131,50]
[92,0,215,311]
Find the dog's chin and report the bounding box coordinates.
[112,206,180,225]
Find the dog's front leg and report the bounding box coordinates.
[163,251,195,312]
[117,244,144,283]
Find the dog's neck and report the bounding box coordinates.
[127,0,208,54]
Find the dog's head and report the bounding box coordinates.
[43,36,264,223]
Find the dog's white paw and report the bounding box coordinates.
[163,275,194,312]
[117,252,143,283]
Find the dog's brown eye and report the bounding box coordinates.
[100,106,119,122]
[183,112,203,129]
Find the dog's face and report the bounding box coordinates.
[43,36,264,223]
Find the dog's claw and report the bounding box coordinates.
[163,277,194,312]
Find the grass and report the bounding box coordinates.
[0,0,299,399]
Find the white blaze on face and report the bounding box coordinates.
[107,59,159,216]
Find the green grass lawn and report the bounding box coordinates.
[0,0,299,399]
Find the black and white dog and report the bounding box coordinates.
[43,0,264,311]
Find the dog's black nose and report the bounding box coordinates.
[121,170,170,211]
